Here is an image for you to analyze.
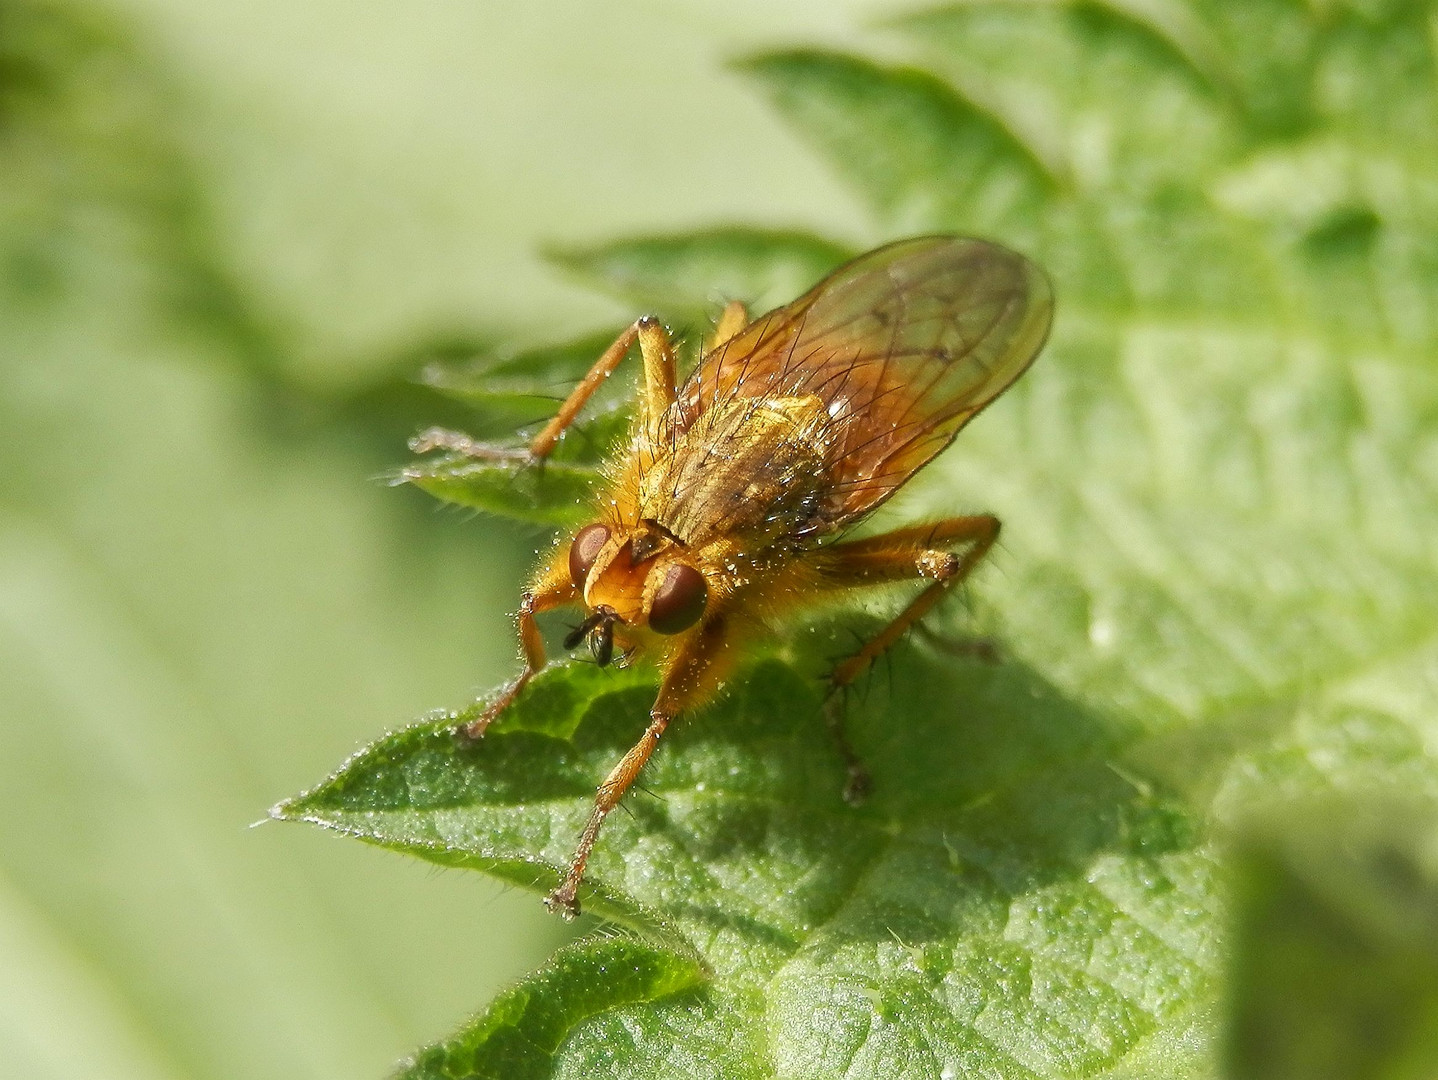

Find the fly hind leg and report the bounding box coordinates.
[817,515,1001,803]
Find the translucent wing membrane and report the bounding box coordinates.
[678,236,1053,525]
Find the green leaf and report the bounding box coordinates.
[295,1,1438,1075]
[417,331,637,435]
[282,651,1219,1077]
[397,331,645,524]
[545,227,856,320]
[396,455,604,529]
[395,936,707,1080]
[882,3,1234,193]
[1225,801,1438,1080]
[737,50,1057,234]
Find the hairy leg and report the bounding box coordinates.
[545,616,733,918]
[817,515,1001,801]
[459,561,574,740]
[413,316,677,461]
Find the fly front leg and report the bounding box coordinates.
[459,562,574,740]
[817,515,1001,802]
[413,316,678,461]
[545,616,733,919]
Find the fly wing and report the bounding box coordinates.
[677,235,1053,527]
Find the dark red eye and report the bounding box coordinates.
[648,563,707,635]
[568,523,610,589]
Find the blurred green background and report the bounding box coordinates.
[0,1,893,1075]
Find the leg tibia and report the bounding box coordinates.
[544,616,730,918]
[413,317,678,463]
[545,713,669,919]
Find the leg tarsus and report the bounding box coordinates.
[457,674,527,741]
[410,427,533,461]
[822,689,871,805]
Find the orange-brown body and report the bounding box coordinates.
[414,236,1053,917]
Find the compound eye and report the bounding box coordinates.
[648,563,707,635]
[568,523,610,589]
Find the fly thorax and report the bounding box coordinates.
[638,396,834,550]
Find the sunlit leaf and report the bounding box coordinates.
[546,227,856,319]
[397,455,606,529]
[737,50,1056,236]
[394,936,708,1080]
[297,1,1438,1076]
[417,331,635,431]
[281,651,1218,1078]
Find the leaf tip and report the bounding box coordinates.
[725,46,808,80]
[537,238,584,269]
